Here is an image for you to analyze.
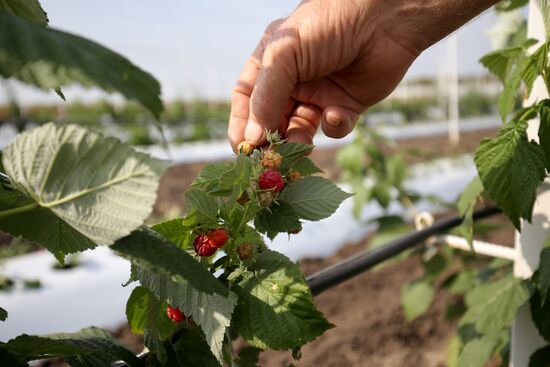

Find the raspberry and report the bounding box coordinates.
[208,228,229,249]
[257,190,276,207]
[167,305,186,323]
[287,171,302,182]
[193,234,217,257]
[237,141,255,155]
[261,150,283,170]
[237,243,254,260]
[237,191,250,205]
[258,169,285,193]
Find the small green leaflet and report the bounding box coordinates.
[3,327,143,366]
[283,156,322,176]
[185,189,219,222]
[112,226,228,296]
[461,275,530,334]
[276,142,313,161]
[529,345,550,367]
[135,267,236,364]
[279,176,352,221]
[538,0,550,40]
[126,286,175,340]
[151,218,189,249]
[0,306,7,321]
[457,176,484,247]
[457,335,500,367]
[0,0,48,25]
[0,11,162,117]
[191,162,233,195]
[474,121,547,229]
[220,154,252,195]
[233,250,332,350]
[479,40,533,83]
[401,280,434,321]
[521,41,549,96]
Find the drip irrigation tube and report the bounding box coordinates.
[306,205,500,296]
[114,205,500,366]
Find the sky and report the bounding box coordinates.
[1,0,500,105]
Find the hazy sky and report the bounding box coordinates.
[2,1,498,104]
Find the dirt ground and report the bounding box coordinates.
[31,127,515,366]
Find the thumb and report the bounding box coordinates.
[245,30,298,145]
[321,106,359,139]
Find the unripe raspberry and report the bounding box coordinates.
[208,228,229,248]
[167,305,186,323]
[193,234,217,257]
[237,243,254,260]
[287,171,302,182]
[261,150,283,170]
[237,141,255,155]
[237,191,250,205]
[258,169,285,193]
[257,190,275,207]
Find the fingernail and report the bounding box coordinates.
[325,111,342,127]
[244,120,265,144]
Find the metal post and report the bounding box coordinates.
[511,1,548,365]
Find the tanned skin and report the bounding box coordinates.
[227,0,500,150]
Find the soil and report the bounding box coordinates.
[24,126,515,367]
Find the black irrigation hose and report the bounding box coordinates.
[115,205,500,366]
[306,205,501,296]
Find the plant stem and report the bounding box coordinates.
[0,203,40,219]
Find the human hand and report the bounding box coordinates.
[227,0,498,150]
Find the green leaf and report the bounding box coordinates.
[185,189,219,222]
[112,226,228,296]
[135,266,236,364]
[0,306,7,321]
[254,202,301,234]
[521,42,549,96]
[220,154,252,195]
[0,0,48,25]
[530,288,550,342]
[276,142,313,161]
[151,218,189,249]
[474,121,547,229]
[530,346,550,367]
[539,245,550,301]
[336,143,364,175]
[192,162,233,195]
[457,335,500,367]
[479,41,532,82]
[279,176,352,221]
[499,56,527,120]
[0,345,26,367]
[0,123,168,256]
[401,280,434,321]
[285,156,322,176]
[461,275,530,334]
[4,327,144,366]
[233,250,332,349]
[0,11,162,118]
[496,0,528,11]
[126,286,175,340]
[538,0,550,39]
[457,176,484,246]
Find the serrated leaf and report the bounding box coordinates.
[233,250,332,350]
[279,176,352,221]
[499,56,527,120]
[479,41,532,82]
[0,306,7,321]
[474,121,547,229]
[135,266,236,364]
[220,154,252,195]
[112,227,228,296]
[192,162,233,195]
[185,189,219,222]
[401,280,434,321]
[4,327,143,366]
[1,123,167,258]
[461,275,530,334]
[538,0,550,39]
[457,335,500,367]
[457,176,484,246]
[151,218,189,249]
[171,328,220,367]
[276,142,313,161]
[0,0,48,25]
[0,11,162,117]
[522,42,549,96]
[530,345,550,367]
[254,202,301,234]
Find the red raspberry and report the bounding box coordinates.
[208,228,229,249]
[261,150,283,170]
[193,234,217,257]
[258,169,285,193]
[167,305,186,323]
